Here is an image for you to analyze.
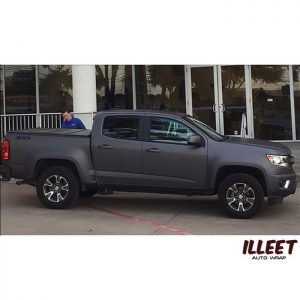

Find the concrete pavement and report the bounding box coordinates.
[1,181,299,235]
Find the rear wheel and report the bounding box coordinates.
[218,173,264,219]
[36,166,79,209]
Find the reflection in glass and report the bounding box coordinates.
[103,116,139,140]
[39,65,73,113]
[135,65,185,112]
[221,66,247,135]
[150,117,195,144]
[191,67,216,129]
[5,65,36,114]
[96,65,133,110]
[293,66,300,139]
[251,65,292,140]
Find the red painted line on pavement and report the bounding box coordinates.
[83,205,192,235]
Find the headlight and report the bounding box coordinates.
[267,155,289,167]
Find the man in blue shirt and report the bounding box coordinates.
[61,109,86,129]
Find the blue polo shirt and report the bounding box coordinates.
[61,117,86,129]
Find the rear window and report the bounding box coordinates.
[102,116,140,140]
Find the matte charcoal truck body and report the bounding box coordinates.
[1,110,297,218]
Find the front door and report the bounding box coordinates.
[142,116,208,189]
[186,66,251,137]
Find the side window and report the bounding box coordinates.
[103,116,140,140]
[150,117,195,144]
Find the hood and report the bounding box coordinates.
[224,137,292,155]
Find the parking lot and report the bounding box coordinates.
[1,181,300,235]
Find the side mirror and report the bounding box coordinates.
[187,135,204,147]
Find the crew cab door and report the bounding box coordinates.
[91,114,143,186]
[142,116,208,189]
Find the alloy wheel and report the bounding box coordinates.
[43,175,69,203]
[226,183,255,212]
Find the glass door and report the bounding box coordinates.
[218,65,249,136]
[186,65,251,137]
[186,66,220,131]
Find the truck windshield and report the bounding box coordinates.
[183,116,224,141]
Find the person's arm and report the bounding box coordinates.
[77,119,86,129]
[61,121,66,128]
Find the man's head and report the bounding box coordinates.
[62,110,73,122]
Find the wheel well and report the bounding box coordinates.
[215,166,267,196]
[33,159,81,187]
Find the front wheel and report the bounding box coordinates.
[36,166,79,209]
[218,173,264,219]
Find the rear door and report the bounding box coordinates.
[142,116,208,189]
[92,114,143,186]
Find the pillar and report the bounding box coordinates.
[72,65,97,129]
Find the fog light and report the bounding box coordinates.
[280,180,291,189]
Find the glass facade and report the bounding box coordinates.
[294,66,300,139]
[221,66,247,135]
[1,65,300,141]
[96,65,133,110]
[4,65,36,114]
[39,65,73,113]
[252,65,292,140]
[135,65,185,112]
[191,67,216,130]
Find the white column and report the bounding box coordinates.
[72,65,97,129]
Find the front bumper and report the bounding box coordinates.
[0,165,11,181]
[267,171,297,204]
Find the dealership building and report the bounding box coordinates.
[1,65,300,141]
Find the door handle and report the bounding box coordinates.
[220,104,226,112]
[146,148,161,153]
[98,144,113,149]
[213,104,217,112]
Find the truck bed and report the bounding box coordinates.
[4,128,93,183]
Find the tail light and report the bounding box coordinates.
[2,139,10,161]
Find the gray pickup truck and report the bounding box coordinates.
[0,110,297,218]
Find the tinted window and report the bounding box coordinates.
[251,65,292,140]
[103,116,139,140]
[135,65,186,112]
[150,117,195,144]
[5,65,36,114]
[96,65,133,111]
[39,65,73,113]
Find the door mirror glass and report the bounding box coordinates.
[187,135,203,147]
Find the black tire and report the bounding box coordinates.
[218,173,264,219]
[36,166,79,209]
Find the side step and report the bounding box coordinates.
[16,180,26,185]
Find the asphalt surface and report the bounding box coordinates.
[1,181,300,235]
